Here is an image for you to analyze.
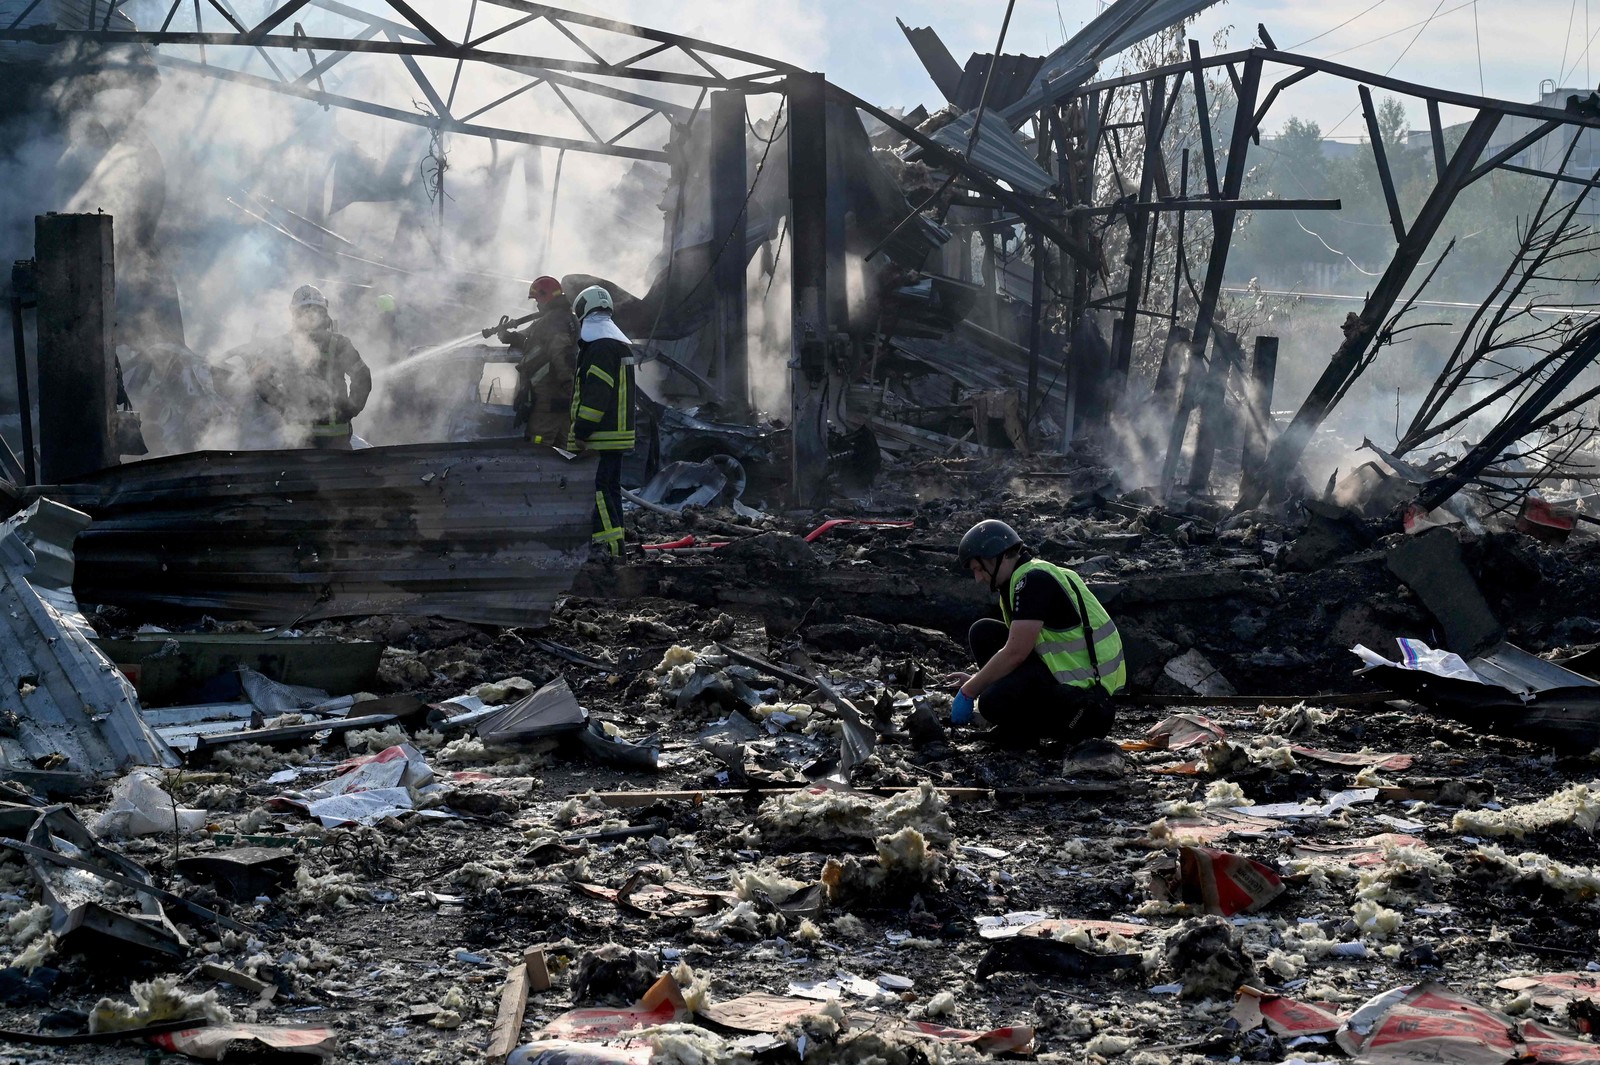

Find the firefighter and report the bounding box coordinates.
[566,285,635,558]
[497,275,577,446]
[251,284,372,449]
[946,519,1124,748]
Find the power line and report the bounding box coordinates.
[1287,0,1390,50]
[1321,0,1476,60]
[1473,0,1483,95]
[1560,0,1579,84]
[1560,11,1600,84]
[1326,0,1450,138]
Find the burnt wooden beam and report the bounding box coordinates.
[1360,85,1407,243]
[1239,109,1504,508]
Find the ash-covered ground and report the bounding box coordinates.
[11,450,1600,1065]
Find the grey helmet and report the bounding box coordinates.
[290,284,328,310]
[957,519,1023,567]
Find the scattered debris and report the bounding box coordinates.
[7,3,1600,1062]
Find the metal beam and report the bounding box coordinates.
[1070,196,1340,216]
[840,89,1096,268]
[479,0,804,78]
[1112,76,1163,388]
[1239,108,1504,508]
[1188,40,1220,198]
[1070,47,1600,139]
[381,0,446,47]
[1464,119,1563,185]
[0,28,785,89]
[1168,55,1262,495]
[1426,98,1446,180]
[145,53,668,160]
[1497,161,1600,189]
[1360,85,1407,243]
[2,0,804,79]
[1252,66,1314,137]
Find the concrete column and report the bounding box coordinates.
[709,89,749,414]
[34,213,116,483]
[786,73,830,505]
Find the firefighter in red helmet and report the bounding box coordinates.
[497,275,577,446]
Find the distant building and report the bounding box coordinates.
[1259,133,1364,162]
[1442,82,1600,223]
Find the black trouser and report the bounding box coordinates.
[591,451,625,555]
[968,618,1114,746]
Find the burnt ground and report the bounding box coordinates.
[12,451,1600,1064]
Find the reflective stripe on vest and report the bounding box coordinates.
[1000,558,1126,694]
[583,429,635,450]
[567,349,635,452]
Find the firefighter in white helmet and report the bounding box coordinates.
[567,285,635,557]
[249,285,373,448]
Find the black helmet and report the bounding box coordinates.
[957,519,1023,566]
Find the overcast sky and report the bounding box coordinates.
[668,0,1599,139]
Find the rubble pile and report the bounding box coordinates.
[7,0,1600,1061]
[0,454,1584,1064]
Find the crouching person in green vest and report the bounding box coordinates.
[946,519,1125,748]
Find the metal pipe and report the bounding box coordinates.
[9,295,33,485]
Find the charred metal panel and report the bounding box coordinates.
[46,441,592,628]
[0,499,178,776]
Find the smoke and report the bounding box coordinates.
[2,0,828,456]
[748,227,794,418]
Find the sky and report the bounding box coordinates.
[650,0,1600,140]
[114,0,1600,145]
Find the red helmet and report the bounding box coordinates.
[529,276,562,303]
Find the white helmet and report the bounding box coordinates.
[572,285,613,321]
[291,284,328,310]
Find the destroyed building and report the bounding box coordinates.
[6,1,1600,1064]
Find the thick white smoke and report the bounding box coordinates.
[2,0,829,454]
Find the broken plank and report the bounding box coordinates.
[1130,692,1398,707]
[993,781,1128,801]
[529,638,615,672]
[0,1018,215,1046]
[197,962,275,998]
[192,711,402,751]
[716,643,816,691]
[582,784,1115,809]
[486,962,531,1064]
[526,947,551,993]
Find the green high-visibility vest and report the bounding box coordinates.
[999,558,1126,694]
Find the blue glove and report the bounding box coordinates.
[951,690,975,725]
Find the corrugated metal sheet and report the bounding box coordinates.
[999,0,1222,123]
[923,0,1216,192]
[43,440,593,628]
[953,53,1047,112]
[889,327,1067,403]
[0,500,178,777]
[896,19,964,104]
[930,111,1057,196]
[1470,642,1600,696]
